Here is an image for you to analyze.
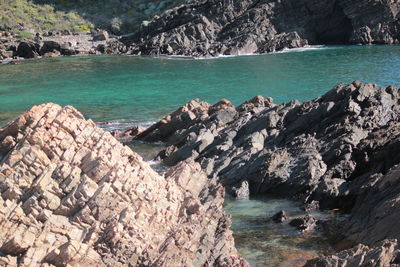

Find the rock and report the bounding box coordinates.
[305,239,400,267]
[272,210,288,223]
[123,0,400,57]
[289,215,318,232]
[93,30,109,41]
[43,51,60,58]
[231,181,250,200]
[261,32,309,53]
[0,103,247,266]
[16,41,39,58]
[302,200,320,212]
[134,98,232,143]
[132,81,400,264]
[39,40,61,55]
[334,163,400,248]
[136,82,400,212]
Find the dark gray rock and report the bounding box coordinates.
[272,210,288,223]
[135,81,400,213]
[123,0,400,57]
[289,214,317,232]
[231,181,250,200]
[132,81,400,265]
[39,40,61,55]
[16,41,40,58]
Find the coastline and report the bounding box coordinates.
[2,80,400,265]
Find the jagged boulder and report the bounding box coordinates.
[16,41,40,58]
[0,103,247,266]
[133,82,400,212]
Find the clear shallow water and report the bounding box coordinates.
[1,45,400,126]
[126,139,338,267]
[224,197,337,267]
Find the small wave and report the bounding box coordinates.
[272,45,327,54]
[159,45,328,60]
[97,120,155,132]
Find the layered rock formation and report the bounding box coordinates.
[123,0,400,57]
[0,103,247,266]
[130,81,400,265]
[305,240,400,267]
[133,82,400,209]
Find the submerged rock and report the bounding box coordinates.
[0,103,247,266]
[272,210,288,223]
[289,215,318,233]
[123,0,400,57]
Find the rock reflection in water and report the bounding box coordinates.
[224,196,336,267]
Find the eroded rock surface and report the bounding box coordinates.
[123,0,400,57]
[305,239,400,267]
[0,103,247,266]
[132,81,400,265]
[133,82,400,212]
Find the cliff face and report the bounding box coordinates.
[0,103,247,266]
[123,0,400,57]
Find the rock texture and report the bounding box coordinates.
[305,239,400,267]
[0,103,247,266]
[0,31,126,62]
[132,81,400,265]
[123,0,400,57]
[132,82,400,212]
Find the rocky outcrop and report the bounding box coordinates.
[0,31,127,62]
[132,82,400,213]
[305,239,400,267]
[123,0,400,57]
[130,81,400,265]
[0,103,247,266]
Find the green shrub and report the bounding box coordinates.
[0,0,189,35]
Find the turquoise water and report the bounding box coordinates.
[224,197,338,267]
[1,45,400,127]
[1,45,397,265]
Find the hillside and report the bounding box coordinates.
[0,0,187,37]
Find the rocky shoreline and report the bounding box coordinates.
[116,81,400,266]
[123,0,400,57]
[2,0,400,62]
[0,30,126,64]
[0,81,400,265]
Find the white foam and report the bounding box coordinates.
[157,45,328,60]
[271,45,327,54]
[97,120,155,132]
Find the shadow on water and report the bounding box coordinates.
[224,195,340,266]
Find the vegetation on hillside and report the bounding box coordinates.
[0,0,188,36]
